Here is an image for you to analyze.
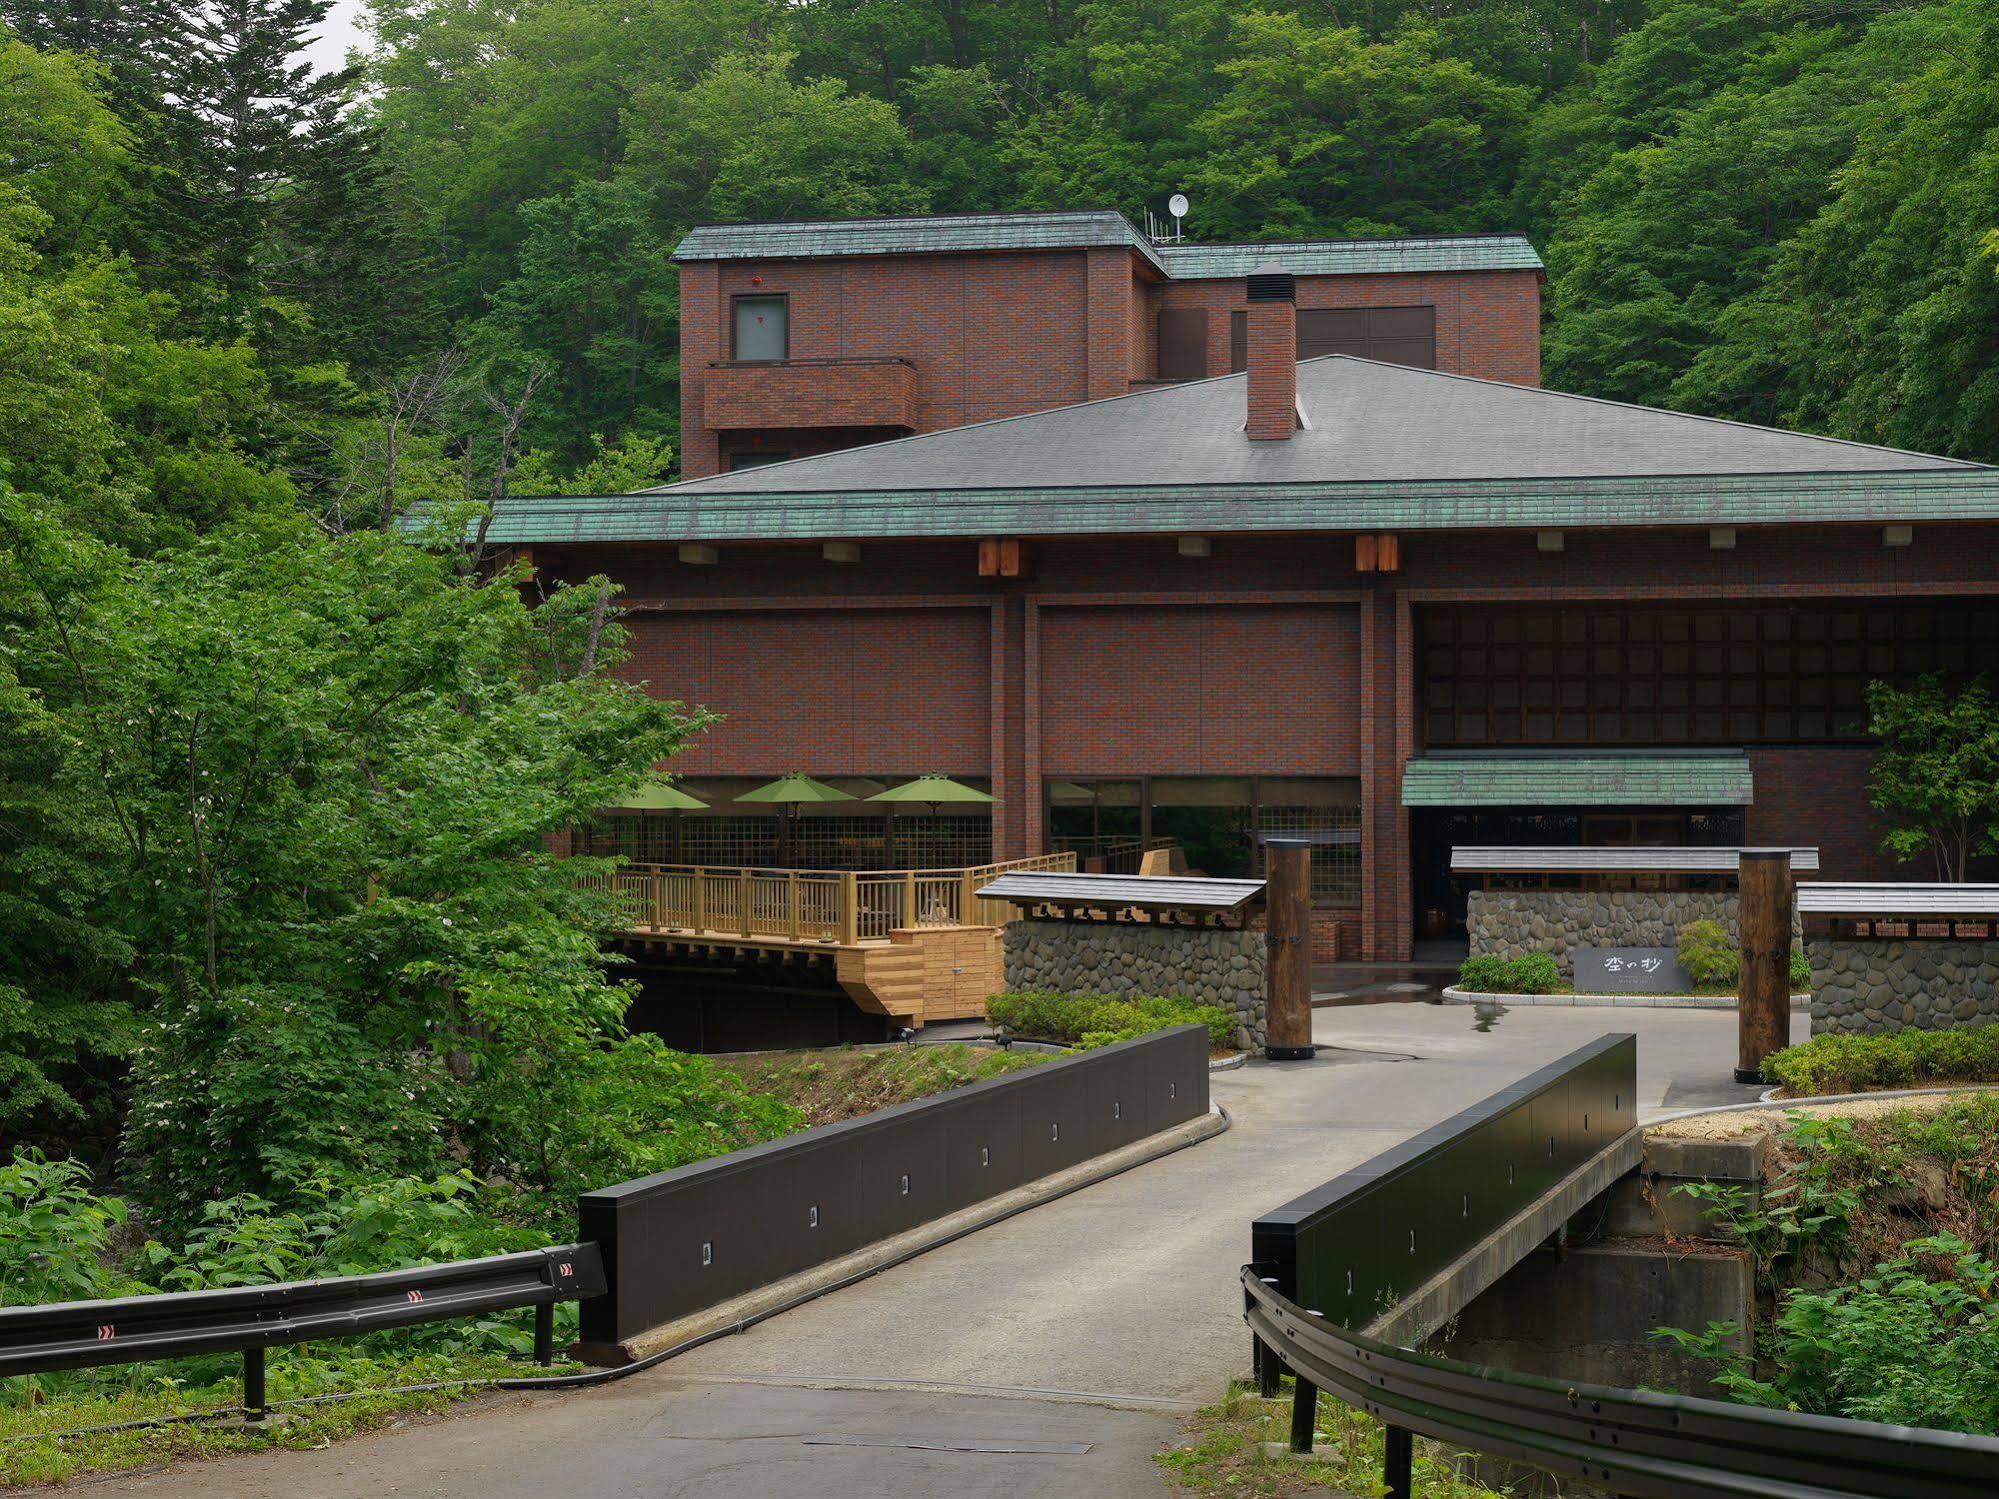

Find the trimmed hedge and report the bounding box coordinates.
[986,991,1235,1053]
[1766,1027,1999,1097]
[1456,953,1562,995]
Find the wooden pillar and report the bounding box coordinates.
[1265,837,1316,1060]
[1736,848,1793,1083]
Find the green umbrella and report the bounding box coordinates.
[738,774,855,866]
[866,775,993,804]
[604,777,708,811]
[1047,781,1097,803]
[737,774,856,804]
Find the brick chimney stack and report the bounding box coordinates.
[1245,259,1297,441]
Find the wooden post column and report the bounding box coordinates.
[1265,837,1316,1060]
[1736,848,1794,1083]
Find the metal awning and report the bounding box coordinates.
[1402,752,1754,808]
[976,871,1266,914]
[1452,846,1818,874]
[1796,883,1999,918]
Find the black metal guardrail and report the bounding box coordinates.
[579,1023,1212,1352]
[1243,1033,1999,1497]
[1252,1033,1636,1329]
[0,1244,604,1419]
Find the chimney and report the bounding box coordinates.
[1245,259,1297,441]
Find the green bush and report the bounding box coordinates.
[987,991,1235,1052]
[1765,1027,1999,1097]
[1677,919,1740,988]
[1456,953,1562,995]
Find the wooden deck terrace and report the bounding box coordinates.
[593,853,1077,1025]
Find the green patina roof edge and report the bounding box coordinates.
[462,468,1999,546]
[672,215,1542,280]
[1401,754,1755,807]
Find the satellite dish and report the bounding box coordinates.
[1168,192,1190,219]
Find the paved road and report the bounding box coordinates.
[91,1002,1801,1498]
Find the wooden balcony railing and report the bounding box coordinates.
[592,852,1077,945]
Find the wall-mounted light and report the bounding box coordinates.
[1536,530,1565,553]
[1709,527,1737,550]
[823,541,861,563]
[1883,524,1913,548]
[1177,535,1211,558]
[678,543,718,566]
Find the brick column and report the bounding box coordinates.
[1085,248,1134,402]
[678,262,723,479]
[1358,581,1413,961]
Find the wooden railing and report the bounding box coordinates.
[1051,835,1179,875]
[594,852,1077,945]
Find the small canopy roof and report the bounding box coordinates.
[866,775,993,804]
[1452,846,1819,874]
[603,778,708,811]
[1796,883,1999,919]
[736,774,856,804]
[977,871,1266,914]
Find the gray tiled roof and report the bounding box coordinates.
[1451,846,1820,873]
[1796,883,1999,917]
[1402,753,1756,807]
[976,871,1266,912]
[469,358,1997,544]
[1157,234,1542,278]
[674,210,1168,275]
[656,358,1976,499]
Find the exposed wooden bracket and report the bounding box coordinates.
[978,537,1024,578]
[1354,533,1401,574]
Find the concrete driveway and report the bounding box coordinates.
[88,1003,1797,1498]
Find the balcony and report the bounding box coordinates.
[702,356,919,433]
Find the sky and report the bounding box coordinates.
[305,0,372,75]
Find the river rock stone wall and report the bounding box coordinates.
[1467,891,1795,973]
[1001,919,1267,1050]
[1808,938,1999,1035]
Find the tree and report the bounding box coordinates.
[1866,675,1999,882]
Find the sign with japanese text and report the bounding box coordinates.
[1573,946,1692,994]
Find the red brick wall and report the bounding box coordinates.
[1035,603,1360,776]
[1747,746,1894,882]
[621,607,991,775]
[1157,268,1541,386]
[678,251,1543,476]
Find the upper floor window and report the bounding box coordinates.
[732,295,788,361]
[1230,305,1436,372]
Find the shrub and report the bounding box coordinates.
[1790,949,1811,993]
[1456,953,1562,995]
[1677,919,1740,989]
[1765,1027,1999,1097]
[987,992,1235,1052]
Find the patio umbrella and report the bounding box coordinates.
[603,777,708,811]
[1047,781,1097,803]
[865,775,993,805]
[737,774,855,865]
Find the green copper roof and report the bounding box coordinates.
[674,210,1168,275]
[672,214,1541,282]
[1156,235,1541,279]
[463,468,1999,546]
[1401,753,1755,808]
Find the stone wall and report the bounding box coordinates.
[1001,919,1267,1050]
[1808,938,1999,1035]
[1467,890,1795,973]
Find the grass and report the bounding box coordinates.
[985,991,1237,1053]
[1156,1379,1509,1498]
[0,1353,575,1487]
[708,1042,1046,1127]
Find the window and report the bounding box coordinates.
[731,295,788,361]
[1421,602,1999,746]
[1230,305,1436,372]
[725,449,791,471]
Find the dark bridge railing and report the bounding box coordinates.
[1244,1033,1999,1497]
[0,1244,604,1419]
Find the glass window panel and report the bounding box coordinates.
[1592,712,1620,739]
[1625,713,1656,740]
[1695,712,1725,738]
[1525,680,1554,708]
[732,296,788,360]
[1763,712,1793,737]
[1493,648,1520,675]
[1662,712,1690,739]
[1526,649,1555,676]
[1457,714,1487,739]
[1627,680,1655,709]
[1525,713,1555,738]
[1556,713,1587,740]
[1492,681,1521,711]
[1524,615,1555,644]
[1492,615,1520,644]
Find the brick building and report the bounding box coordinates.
[490,210,1999,962]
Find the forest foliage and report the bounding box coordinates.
[0,0,1996,1299]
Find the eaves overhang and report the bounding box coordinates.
[459,469,1999,548]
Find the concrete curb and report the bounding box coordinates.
[619,1104,1231,1362]
[1441,985,1811,1012]
[1648,1082,1999,1127]
[1210,1052,1249,1073]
